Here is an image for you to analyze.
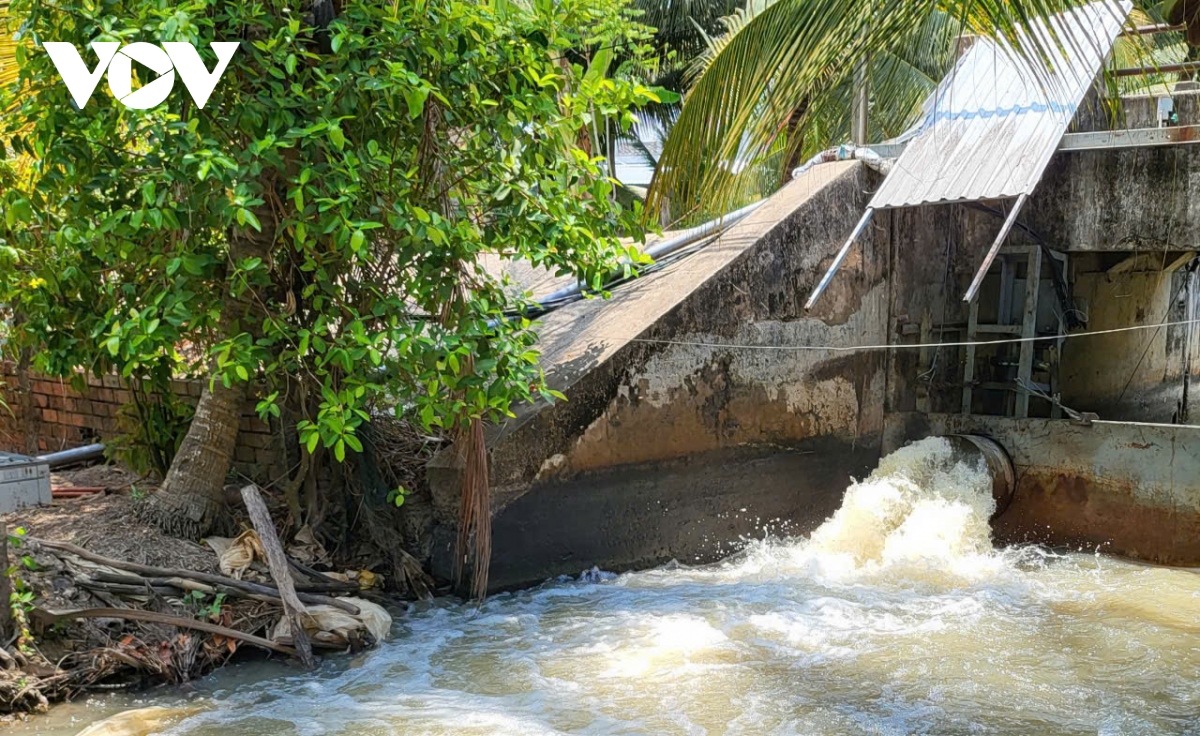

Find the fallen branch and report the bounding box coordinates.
[32,607,296,657]
[27,538,359,614]
[287,556,354,590]
[87,571,359,615]
[76,580,179,597]
[241,484,315,669]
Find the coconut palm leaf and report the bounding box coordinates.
[0,0,16,91]
[634,0,746,62]
[648,0,1132,220]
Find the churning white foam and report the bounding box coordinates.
[711,437,1004,585]
[809,436,995,565]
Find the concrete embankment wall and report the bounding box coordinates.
[433,135,1200,588]
[886,412,1200,565]
[880,135,1200,566]
[430,162,893,590]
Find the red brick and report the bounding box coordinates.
[40,409,57,423]
[240,432,275,449]
[33,394,48,408]
[239,417,269,433]
[101,375,122,388]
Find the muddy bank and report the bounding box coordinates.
[0,466,424,722]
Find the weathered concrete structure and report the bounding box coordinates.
[436,90,1200,590]
[430,163,890,589]
[888,414,1200,565]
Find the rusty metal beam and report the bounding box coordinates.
[1119,22,1185,35]
[805,207,875,310]
[1113,60,1200,76]
[964,194,1028,303]
[1015,246,1043,418]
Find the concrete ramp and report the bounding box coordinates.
[430,161,891,590]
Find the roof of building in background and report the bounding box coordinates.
[870,0,1132,209]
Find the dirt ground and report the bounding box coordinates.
[8,467,216,574]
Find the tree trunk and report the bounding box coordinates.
[140,379,245,537]
[142,208,276,538]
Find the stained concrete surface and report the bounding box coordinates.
[477,441,876,591]
[430,161,890,590]
[432,90,1200,591]
[887,412,1200,565]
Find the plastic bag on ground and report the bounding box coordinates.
[271,596,392,648]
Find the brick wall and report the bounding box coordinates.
[0,362,286,479]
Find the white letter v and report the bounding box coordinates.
[163,42,239,109]
[44,42,120,108]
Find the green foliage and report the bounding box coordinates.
[6,527,35,653]
[0,0,658,460]
[184,590,227,619]
[387,485,410,508]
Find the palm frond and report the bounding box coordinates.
[688,0,778,83]
[634,0,745,61]
[0,0,17,91]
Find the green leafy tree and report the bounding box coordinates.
[0,0,657,547]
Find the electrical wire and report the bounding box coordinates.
[619,316,1200,353]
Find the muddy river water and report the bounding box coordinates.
[19,438,1200,735]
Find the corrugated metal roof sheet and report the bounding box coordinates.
[870,0,1132,209]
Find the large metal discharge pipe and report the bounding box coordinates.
[942,434,1016,519]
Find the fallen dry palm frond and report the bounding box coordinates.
[0,0,33,179]
[0,0,16,92]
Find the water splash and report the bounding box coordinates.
[811,436,994,562]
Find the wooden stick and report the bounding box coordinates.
[28,538,359,613]
[241,484,315,668]
[87,571,359,614]
[33,607,296,656]
[77,581,181,597]
[287,556,350,589]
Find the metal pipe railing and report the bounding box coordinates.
[1113,60,1200,77]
